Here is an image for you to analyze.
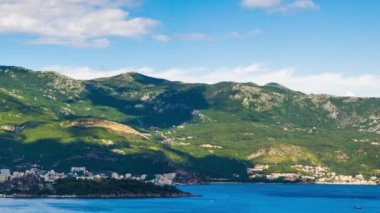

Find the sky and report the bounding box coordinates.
[0,0,379,97]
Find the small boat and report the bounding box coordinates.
[353,205,362,210]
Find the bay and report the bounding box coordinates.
[0,184,379,213]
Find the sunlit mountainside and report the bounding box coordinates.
[0,66,379,182]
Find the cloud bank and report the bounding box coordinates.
[0,0,158,48]
[43,64,380,98]
[240,0,319,13]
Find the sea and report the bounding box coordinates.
[0,184,379,213]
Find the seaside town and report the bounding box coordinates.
[247,164,380,185]
[1,163,379,194]
[0,165,178,194]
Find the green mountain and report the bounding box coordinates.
[0,66,379,181]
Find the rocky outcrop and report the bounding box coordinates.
[0,125,24,133]
[230,84,285,112]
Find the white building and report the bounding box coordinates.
[0,169,10,176]
[12,172,24,179]
[0,175,8,183]
[140,174,147,181]
[71,167,87,173]
[43,170,65,182]
[111,172,124,179]
[153,173,176,185]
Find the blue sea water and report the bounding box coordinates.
[0,184,379,213]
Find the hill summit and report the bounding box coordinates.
[0,66,379,182]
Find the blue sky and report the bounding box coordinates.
[0,0,379,96]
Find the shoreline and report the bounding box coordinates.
[1,183,378,199]
[0,193,198,199]
[195,181,380,186]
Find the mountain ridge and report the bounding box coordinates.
[0,65,379,182]
[0,65,377,98]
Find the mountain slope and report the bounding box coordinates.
[0,66,379,181]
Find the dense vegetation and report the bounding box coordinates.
[53,179,187,196]
[0,66,379,181]
[0,175,189,197]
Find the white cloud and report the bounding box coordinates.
[154,31,262,42]
[152,33,210,42]
[279,0,319,12]
[43,64,380,98]
[26,37,111,48]
[152,34,171,42]
[241,0,319,13]
[241,0,282,8]
[228,28,262,40]
[0,0,158,48]
[42,66,129,79]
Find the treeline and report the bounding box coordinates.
[1,175,191,197]
[53,178,184,196]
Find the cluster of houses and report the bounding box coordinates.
[0,166,178,186]
[247,164,379,185]
[291,164,379,184]
[247,166,313,183]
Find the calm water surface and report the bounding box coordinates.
[0,184,379,213]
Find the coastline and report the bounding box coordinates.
[0,192,197,199]
[204,181,380,186]
[1,182,378,199]
[1,184,379,212]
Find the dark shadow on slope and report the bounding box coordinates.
[189,155,249,180]
[0,137,175,175]
[0,92,44,116]
[0,131,250,181]
[85,83,210,129]
[161,146,250,181]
